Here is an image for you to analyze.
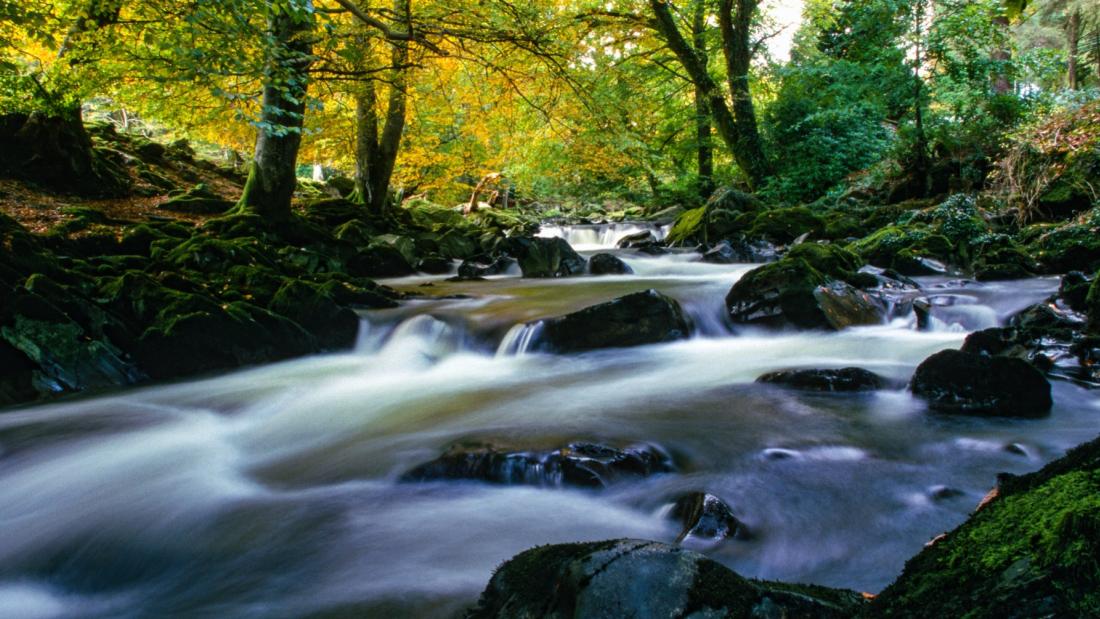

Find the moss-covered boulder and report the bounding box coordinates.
[468,540,864,619]
[871,436,1100,618]
[533,289,690,353]
[268,281,360,350]
[849,225,953,275]
[972,240,1039,281]
[158,183,234,215]
[725,243,884,330]
[1025,207,1100,274]
[909,349,1052,417]
[503,236,586,279]
[748,206,826,244]
[666,188,761,246]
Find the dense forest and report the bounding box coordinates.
[1,1,1100,618]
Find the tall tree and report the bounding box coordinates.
[236,0,315,221]
[691,0,714,198]
[647,0,772,189]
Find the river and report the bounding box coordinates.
[0,224,1096,618]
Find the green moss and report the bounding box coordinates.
[786,242,861,279]
[666,206,707,245]
[748,206,826,243]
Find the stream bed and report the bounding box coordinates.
[0,224,1097,618]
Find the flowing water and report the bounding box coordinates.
[0,224,1097,618]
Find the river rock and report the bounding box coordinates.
[700,237,780,264]
[458,255,515,278]
[669,492,748,543]
[725,243,884,330]
[468,539,864,619]
[616,231,656,248]
[533,289,690,353]
[401,441,674,488]
[587,253,633,275]
[909,349,1053,417]
[502,236,586,278]
[757,367,885,392]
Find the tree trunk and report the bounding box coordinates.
[718,0,773,187]
[648,0,771,190]
[911,0,931,197]
[353,0,410,215]
[1067,10,1081,90]
[992,14,1012,94]
[237,6,314,221]
[692,1,714,199]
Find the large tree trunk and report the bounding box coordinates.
[648,0,770,190]
[991,14,1013,94]
[1067,10,1081,90]
[353,1,410,215]
[237,6,314,221]
[692,0,713,199]
[718,0,773,187]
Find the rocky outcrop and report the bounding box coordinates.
[468,540,864,619]
[757,367,885,392]
[909,349,1053,417]
[533,290,691,353]
[401,441,674,488]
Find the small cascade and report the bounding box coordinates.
[374,315,471,365]
[537,222,670,251]
[496,321,545,356]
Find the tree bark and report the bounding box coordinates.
[718,0,773,186]
[691,0,714,199]
[1067,10,1081,90]
[647,0,770,190]
[237,5,314,221]
[353,0,410,215]
[992,14,1013,94]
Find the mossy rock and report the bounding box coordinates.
[1026,208,1100,274]
[152,235,273,273]
[972,240,1039,281]
[725,243,880,330]
[405,200,466,230]
[268,280,359,350]
[159,183,234,215]
[502,236,586,279]
[469,539,863,619]
[871,436,1100,618]
[850,225,954,275]
[303,198,367,227]
[748,207,826,244]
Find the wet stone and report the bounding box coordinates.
[668,492,748,543]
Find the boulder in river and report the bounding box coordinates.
[700,237,780,264]
[533,289,691,353]
[668,492,748,543]
[401,441,674,488]
[616,230,656,249]
[502,236,586,278]
[587,253,633,276]
[725,243,885,330]
[468,539,864,619]
[909,349,1053,417]
[757,367,885,392]
[457,255,515,279]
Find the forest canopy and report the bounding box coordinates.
[2,0,1099,212]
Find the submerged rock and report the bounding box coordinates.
[503,236,586,278]
[468,539,864,619]
[871,435,1100,618]
[401,441,674,488]
[458,255,515,279]
[533,289,691,353]
[668,492,748,543]
[757,367,885,392]
[587,253,633,275]
[910,349,1053,417]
